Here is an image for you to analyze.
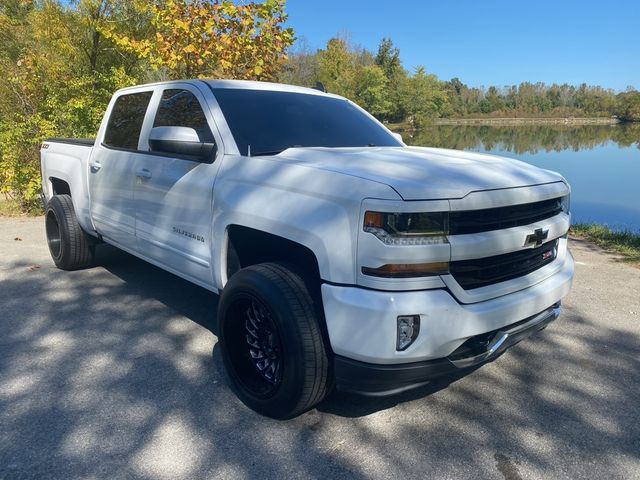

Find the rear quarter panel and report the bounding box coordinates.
[41,141,95,234]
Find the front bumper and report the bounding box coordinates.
[321,250,573,365]
[334,303,560,395]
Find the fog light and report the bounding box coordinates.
[397,315,420,351]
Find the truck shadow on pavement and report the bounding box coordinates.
[1,244,639,479]
[95,245,479,417]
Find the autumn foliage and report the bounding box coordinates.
[102,0,294,80]
[0,0,293,211]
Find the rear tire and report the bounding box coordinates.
[218,263,330,419]
[45,194,95,270]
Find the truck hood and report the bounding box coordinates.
[275,146,564,200]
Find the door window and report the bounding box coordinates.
[103,91,153,150]
[153,89,215,143]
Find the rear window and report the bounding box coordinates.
[104,91,153,150]
[212,88,401,156]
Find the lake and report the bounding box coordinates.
[406,123,640,233]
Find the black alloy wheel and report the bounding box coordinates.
[44,194,95,270]
[226,295,283,398]
[218,262,330,419]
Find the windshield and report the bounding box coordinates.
[212,88,402,156]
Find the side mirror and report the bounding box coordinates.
[148,126,216,162]
[391,132,403,144]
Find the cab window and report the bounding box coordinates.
[104,91,153,150]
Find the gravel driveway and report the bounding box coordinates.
[1,217,638,480]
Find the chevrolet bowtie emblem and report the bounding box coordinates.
[525,228,549,247]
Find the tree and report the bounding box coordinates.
[374,37,401,79]
[402,67,451,126]
[353,64,390,118]
[316,37,356,98]
[0,0,297,211]
[373,38,408,122]
[0,1,141,210]
[616,91,640,122]
[102,0,294,80]
[278,36,318,87]
[484,86,504,113]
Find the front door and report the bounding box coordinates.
[134,86,220,287]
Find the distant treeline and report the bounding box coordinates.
[280,37,640,125]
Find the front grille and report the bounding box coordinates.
[450,239,558,290]
[449,197,563,235]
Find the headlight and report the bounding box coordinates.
[363,211,449,245]
[561,194,570,214]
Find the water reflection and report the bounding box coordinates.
[406,123,640,155]
[406,124,640,232]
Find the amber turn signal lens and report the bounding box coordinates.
[361,262,449,278]
[364,211,384,229]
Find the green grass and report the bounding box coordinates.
[570,223,640,264]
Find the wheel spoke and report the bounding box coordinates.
[265,361,277,381]
[240,299,282,386]
[249,348,265,359]
[251,302,264,323]
[246,307,261,335]
[255,358,270,371]
[246,334,260,349]
[245,319,259,339]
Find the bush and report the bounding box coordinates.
[0,115,55,212]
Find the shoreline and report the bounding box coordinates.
[570,223,640,265]
[388,117,621,130]
[434,117,619,126]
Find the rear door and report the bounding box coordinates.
[134,85,221,287]
[89,90,153,247]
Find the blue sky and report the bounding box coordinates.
[286,0,639,91]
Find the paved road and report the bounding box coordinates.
[1,217,639,480]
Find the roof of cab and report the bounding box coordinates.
[205,79,329,95]
[116,79,338,98]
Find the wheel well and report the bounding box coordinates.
[50,178,71,196]
[226,225,321,282]
[226,225,332,355]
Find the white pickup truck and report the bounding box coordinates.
[40,79,574,418]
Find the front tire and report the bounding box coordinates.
[45,194,95,270]
[218,263,330,419]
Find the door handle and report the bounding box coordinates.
[89,161,101,172]
[135,168,152,179]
